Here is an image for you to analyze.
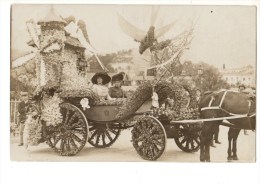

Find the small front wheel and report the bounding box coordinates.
[132,116,167,161]
[174,124,201,152]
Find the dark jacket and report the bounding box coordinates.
[109,86,125,98]
[17,101,28,123]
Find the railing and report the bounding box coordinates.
[10,99,20,136]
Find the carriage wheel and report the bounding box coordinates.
[132,116,167,161]
[174,124,201,152]
[88,123,121,148]
[45,103,89,156]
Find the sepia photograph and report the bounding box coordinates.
[9,4,256,163]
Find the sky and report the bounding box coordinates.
[11,4,256,69]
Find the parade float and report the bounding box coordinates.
[11,7,202,160]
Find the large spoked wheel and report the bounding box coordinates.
[88,123,121,148]
[45,103,89,156]
[174,124,201,152]
[132,116,167,161]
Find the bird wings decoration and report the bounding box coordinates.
[117,14,146,42]
[117,13,176,42]
[150,6,160,26]
[155,21,177,39]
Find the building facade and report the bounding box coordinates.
[220,65,255,87]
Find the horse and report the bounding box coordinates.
[198,90,256,162]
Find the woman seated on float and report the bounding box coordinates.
[91,72,114,100]
[109,72,126,98]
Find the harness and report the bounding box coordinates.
[200,90,256,128]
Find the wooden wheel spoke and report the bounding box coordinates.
[53,136,62,146]
[66,138,71,151]
[69,138,78,150]
[180,137,187,144]
[194,138,200,145]
[153,144,160,152]
[105,131,113,142]
[102,133,106,145]
[185,139,190,148]
[70,121,83,129]
[71,133,82,143]
[71,129,84,134]
[96,132,101,145]
[89,126,96,132]
[64,110,71,124]
[191,140,195,149]
[68,113,77,125]
[153,139,164,147]
[109,129,119,135]
[90,130,98,140]
[60,138,65,152]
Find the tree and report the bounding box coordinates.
[189,62,230,91]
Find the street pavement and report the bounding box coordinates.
[10,126,256,162]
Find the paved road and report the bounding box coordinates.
[10,126,255,162]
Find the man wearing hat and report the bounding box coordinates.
[109,72,125,98]
[18,91,29,146]
[91,72,113,100]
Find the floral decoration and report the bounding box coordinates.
[41,93,63,126]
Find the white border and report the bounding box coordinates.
[1,1,259,184]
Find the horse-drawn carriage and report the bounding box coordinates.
[28,80,202,161]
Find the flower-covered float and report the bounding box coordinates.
[11,8,202,161]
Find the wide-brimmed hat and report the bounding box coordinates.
[112,72,125,82]
[91,72,111,85]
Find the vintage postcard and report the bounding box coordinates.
[10,4,256,163]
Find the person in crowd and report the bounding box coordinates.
[109,72,125,98]
[238,84,246,93]
[91,72,113,100]
[18,91,29,146]
[195,89,201,102]
[238,84,249,135]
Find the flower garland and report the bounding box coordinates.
[59,89,100,106]
[154,80,183,111]
[153,78,200,122]
[116,81,153,120]
[93,98,127,106]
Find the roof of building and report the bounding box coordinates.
[65,35,85,49]
[38,7,66,25]
[220,65,254,75]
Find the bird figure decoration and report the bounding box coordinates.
[118,6,176,54]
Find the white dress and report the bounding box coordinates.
[92,84,110,99]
